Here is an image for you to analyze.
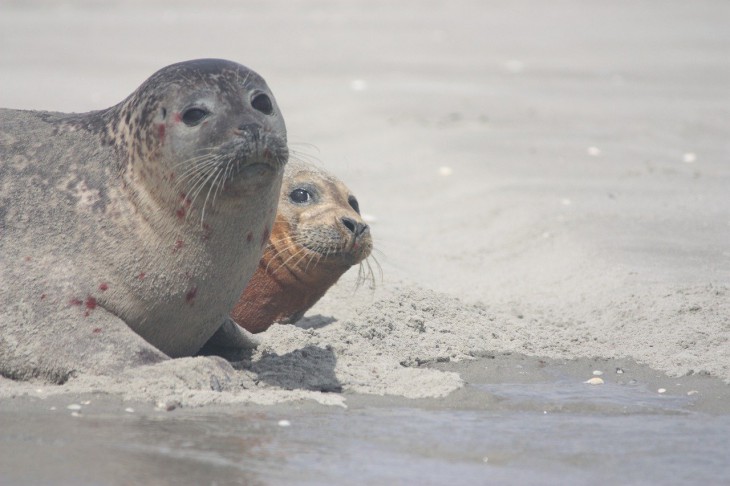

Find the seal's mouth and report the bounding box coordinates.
[224,137,288,182]
[300,236,372,266]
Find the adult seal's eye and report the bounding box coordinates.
[182,108,208,126]
[290,188,311,204]
[251,93,273,115]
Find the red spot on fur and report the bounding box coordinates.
[246,231,253,243]
[69,298,83,307]
[85,296,97,311]
[157,124,165,140]
[173,240,184,253]
[99,283,109,292]
[138,272,146,280]
[260,226,270,248]
[176,207,186,219]
[185,286,198,304]
[40,294,46,300]
[92,328,102,334]
[173,112,182,123]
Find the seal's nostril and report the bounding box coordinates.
[357,223,369,236]
[341,217,357,234]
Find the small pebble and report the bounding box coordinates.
[66,404,82,411]
[482,456,489,463]
[658,388,667,394]
[682,152,696,163]
[125,408,135,413]
[71,412,81,417]
[592,370,603,376]
[687,390,699,396]
[587,146,601,156]
[585,377,604,385]
[615,368,624,374]
[156,400,178,412]
[81,400,91,405]
[278,420,291,427]
[438,166,453,176]
[49,406,56,411]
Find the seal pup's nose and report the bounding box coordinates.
[341,217,368,236]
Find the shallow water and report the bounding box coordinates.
[2,380,728,485]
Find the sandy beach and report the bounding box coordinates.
[1,0,729,483]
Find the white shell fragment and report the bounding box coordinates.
[585,377,604,385]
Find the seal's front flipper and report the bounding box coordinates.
[197,318,260,362]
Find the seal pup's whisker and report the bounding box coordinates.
[269,245,309,275]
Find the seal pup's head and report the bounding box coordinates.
[230,160,373,333]
[113,58,289,222]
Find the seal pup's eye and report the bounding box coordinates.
[290,188,311,204]
[182,108,208,126]
[251,93,273,115]
[348,195,360,214]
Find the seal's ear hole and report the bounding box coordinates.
[348,195,360,214]
[251,93,273,115]
[182,108,208,126]
[160,108,167,119]
[290,188,312,204]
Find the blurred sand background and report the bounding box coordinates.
[0,0,728,406]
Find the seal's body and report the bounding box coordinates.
[0,59,288,381]
[231,161,372,333]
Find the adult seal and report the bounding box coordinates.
[0,59,288,382]
[230,161,373,333]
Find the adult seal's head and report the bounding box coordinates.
[230,161,373,333]
[0,59,287,381]
[102,58,288,218]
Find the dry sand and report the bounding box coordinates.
[0,0,728,409]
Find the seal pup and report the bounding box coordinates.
[0,59,287,382]
[230,161,373,333]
